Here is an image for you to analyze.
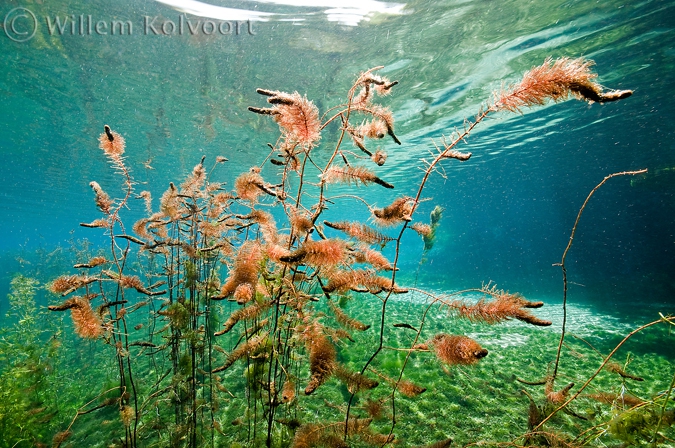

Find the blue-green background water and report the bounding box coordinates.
[2,0,674,317]
[1,1,675,446]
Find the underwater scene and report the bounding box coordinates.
[1,0,675,446]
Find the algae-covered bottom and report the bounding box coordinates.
[336,293,675,447]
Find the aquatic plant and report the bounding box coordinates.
[44,57,653,447]
[0,275,62,447]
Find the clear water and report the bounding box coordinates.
[1,0,674,446]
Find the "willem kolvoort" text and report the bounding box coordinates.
[44,14,256,36]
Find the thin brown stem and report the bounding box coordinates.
[534,316,673,431]
[551,169,647,382]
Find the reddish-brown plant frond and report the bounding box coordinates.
[70,296,104,339]
[212,332,269,372]
[411,222,432,237]
[362,398,387,420]
[49,275,81,294]
[233,283,254,305]
[215,241,263,300]
[356,119,388,139]
[205,201,225,221]
[448,292,552,327]
[281,239,348,268]
[251,89,321,146]
[304,331,336,395]
[370,76,397,96]
[321,165,394,189]
[545,379,574,404]
[366,104,400,144]
[144,214,170,240]
[397,379,427,397]
[346,417,375,436]
[605,362,644,381]
[212,191,235,207]
[290,423,323,448]
[132,217,151,240]
[493,57,633,113]
[372,196,414,226]
[352,71,385,108]
[352,245,394,271]
[281,380,296,404]
[73,256,107,269]
[323,269,370,294]
[159,182,181,220]
[585,392,643,408]
[293,423,349,448]
[496,291,542,307]
[290,209,314,237]
[49,275,95,295]
[323,269,407,294]
[98,125,125,157]
[243,209,279,244]
[120,405,135,427]
[349,131,371,156]
[118,274,143,290]
[277,140,302,170]
[359,71,397,93]
[327,327,355,343]
[274,92,321,146]
[266,243,292,264]
[180,160,206,196]
[89,181,113,215]
[198,219,229,240]
[80,218,110,228]
[220,301,271,334]
[351,69,397,108]
[88,256,107,267]
[360,272,408,294]
[324,220,394,246]
[431,334,488,366]
[352,86,372,109]
[138,190,152,214]
[371,149,387,166]
[52,430,73,446]
[234,169,266,203]
[334,364,379,394]
[103,273,157,296]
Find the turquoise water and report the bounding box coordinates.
[1,0,674,447]
[2,0,674,308]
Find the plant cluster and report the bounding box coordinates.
[0,276,63,447]
[38,57,675,448]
